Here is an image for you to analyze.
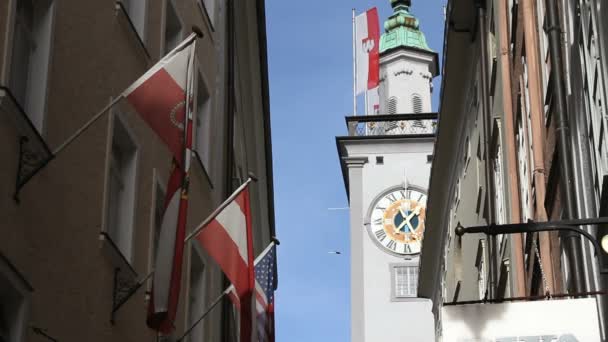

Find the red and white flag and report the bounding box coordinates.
[194,185,255,342]
[120,33,198,333]
[123,34,197,167]
[355,8,380,95]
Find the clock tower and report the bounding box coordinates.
[337,1,438,341]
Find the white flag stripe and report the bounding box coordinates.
[355,12,370,95]
[152,189,181,312]
[123,36,194,96]
[215,200,249,265]
[367,86,380,115]
[255,281,268,307]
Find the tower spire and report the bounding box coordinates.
[380,0,433,53]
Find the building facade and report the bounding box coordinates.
[0,1,275,341]
[419,0,608,339]
[337,1,438,341]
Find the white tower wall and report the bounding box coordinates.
[379,49,435,114]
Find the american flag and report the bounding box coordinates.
[254,243,277,342]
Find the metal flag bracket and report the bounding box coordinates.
[111,268,154,324]
[0,87,54,203]
[455,216,608,274]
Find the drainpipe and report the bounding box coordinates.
[521,0,555,294]
[498,0,526,297]
[544,0,586,294]
[476,0,497,300]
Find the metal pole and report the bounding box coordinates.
[52,96,121,155]
[477,0,498,300]
[176,287,232,342]
[184,176,256,242]
[353,8,358,116]
[544,0,586,293]
[498,0,526,297]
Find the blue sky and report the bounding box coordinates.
[265,1,446,340]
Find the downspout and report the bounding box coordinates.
[476,0,498,300]
[498,0,526,297]
[222,1,236,340]
[544,0,586,294]
[521,0,555,293]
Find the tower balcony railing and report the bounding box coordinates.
[345,113,438,137]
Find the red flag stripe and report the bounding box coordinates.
[195,220,250,295]
[366,8,380,89]
[125,69,186,166]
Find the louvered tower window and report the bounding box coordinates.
[412,94,423,113]
[387,97,398,114]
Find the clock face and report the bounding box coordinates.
[368,188,427,255]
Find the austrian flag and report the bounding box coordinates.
[194,184,255,342]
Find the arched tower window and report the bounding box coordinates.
[387,97,398,114]
[412,94,423,113]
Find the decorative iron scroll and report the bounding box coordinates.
[111,267,138,324]
[31,326,59,342]
[352,119,437,136]
[0,87,53,202]
[345,113,439,137]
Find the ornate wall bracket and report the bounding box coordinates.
[0,87,53,202]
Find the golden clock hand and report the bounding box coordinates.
[395,219,408,234]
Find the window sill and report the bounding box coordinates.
[115,1,151,62]
[391,296,427,303]
[0,86,53,199]
[99,232,137,280]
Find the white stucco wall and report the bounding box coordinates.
[379,49,435,114]
[344,138,435,342]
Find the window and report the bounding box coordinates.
[120,0,147,42]
[392,265,418,299]
[463,136,471,171]
[411,94,423,113]
[148,173,165,274]
[187,247,207,342]
[493,142,506,224]
[9,0,55,131]
[194,72,212,173]
[0,256,31,342]
[198,0,217,27]
[105,114,138,263]
[387,97,398,114]
[163,0,182,55]
[476,240,487,300]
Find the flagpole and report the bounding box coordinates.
[352,8,358,116]
[175,286,233,342]
[255,241,276,264]
[52,96,122,155]
[184,175,257,242]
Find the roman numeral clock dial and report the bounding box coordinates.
[368,188,427,256]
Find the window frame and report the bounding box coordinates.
[147,169,166,277]
[0,254,33,342]
[186,244,208,341]
[390,262,419,301]
[117,0,148,44]
[5,0,57,134]
[101,109,140,268]
[161,0,184,57]
[197,0,217,31]
[192,69,214,186]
